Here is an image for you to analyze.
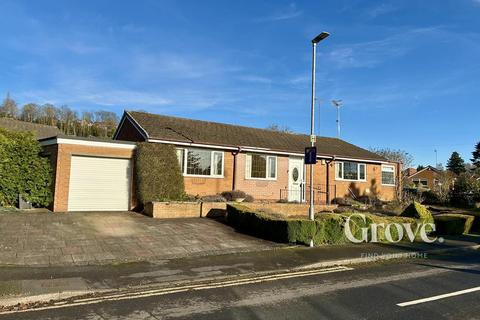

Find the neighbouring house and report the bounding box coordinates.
[404,166,441,190]
[0,117,59,139]
[39,110,401,212]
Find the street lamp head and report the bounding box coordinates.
[312,32,330,44]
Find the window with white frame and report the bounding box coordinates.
[335,161,366,181]
[176,149,184,172]
[413,179,428,187]
[176,148,223,177]
[381,165,396,185]
[246,154,277,179]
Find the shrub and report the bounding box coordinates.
[422,190,441,205]
[135,142,185,205]
[401,201,434,225]
[221,190,247,201]
[434,214,475,235]
[0,128,52,207]
[226,204,419,246]
[200,195,226,202]
[226,204,289,242]
[449,173,480,207]
[244,194,254,202]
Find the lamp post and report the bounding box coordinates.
[309,31,329,223]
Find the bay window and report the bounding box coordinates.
[246,154,277,180]
[335,161,366,181]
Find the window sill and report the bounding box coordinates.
[381,183,396,187]
[245,177,277,181]
[183,174,224,179]
[335,178,367,183]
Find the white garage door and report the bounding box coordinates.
[68,156,132,211]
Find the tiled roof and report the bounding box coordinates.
[0,118,59,140]
[127,111,387,162]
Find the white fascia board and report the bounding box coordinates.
[334,156,391,164]
[40,138,136,150]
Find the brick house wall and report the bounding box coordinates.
[306,160,398,202]
[183,151,235,197]
[234,153,289,200]
[405,167,439,190]
[49,143,135,212]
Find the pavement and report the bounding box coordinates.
[0,232,478,313]
[0,211,276,266]
[0,248,479,319]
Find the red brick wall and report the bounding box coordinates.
[183,151,235,197]
[51,144,134,212]
[306,160,398,202]
[406,168,439,190]
[235,153,289,200]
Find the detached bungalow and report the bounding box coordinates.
[41,111,400,212]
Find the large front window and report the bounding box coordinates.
[335,161,366,181]
[246,154,277,179]
[177,148,223,177]
[382,165,396,186]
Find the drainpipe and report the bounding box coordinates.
[325,156,336,204]
[231,147,242,191]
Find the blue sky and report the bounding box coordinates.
[1,0,479,167]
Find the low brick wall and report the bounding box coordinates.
[145,201,337,219]
[243,203,337,217]
[144,201,228,219]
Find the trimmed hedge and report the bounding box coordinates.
[434,214,475,235]
[0,128,52,207]
[226,204,418,246]
[401,201,434,224]
[135,142,185,205]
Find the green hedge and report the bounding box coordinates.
[433,214,474,235]
[401,201,434,224]
[226,204,418,246]
[135,142,185,205]
[0,128,52,207]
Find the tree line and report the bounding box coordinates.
[0,93,118,138]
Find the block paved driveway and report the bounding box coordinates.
[0,211,277,267]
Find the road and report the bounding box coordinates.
[1,250,479,319]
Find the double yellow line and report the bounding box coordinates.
[0,265,353,315]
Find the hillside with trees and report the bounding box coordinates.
[0,93,119,138]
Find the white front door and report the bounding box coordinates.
[288,157,305,202]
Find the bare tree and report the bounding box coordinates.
[20,103,39,122]
[266,123,293,134]
[0,93,18,118]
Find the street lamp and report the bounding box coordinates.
[308,31,329,224]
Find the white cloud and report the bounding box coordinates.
[238,75,272,84]
[256,3,302,22]
[367,3,398,18]
[326,27,440,68]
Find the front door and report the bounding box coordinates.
[288,157,305,202]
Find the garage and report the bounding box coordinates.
[68,156,132,211]
[39,135,136,212]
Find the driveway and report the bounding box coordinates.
[0,211,277,267]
